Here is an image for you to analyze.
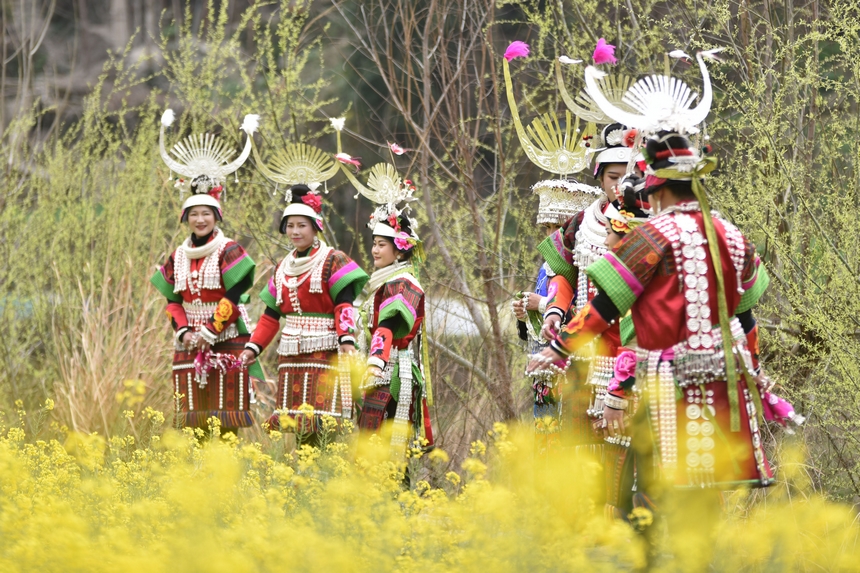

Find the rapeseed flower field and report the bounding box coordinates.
[0,401,854,572]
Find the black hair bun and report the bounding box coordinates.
[289,184,312,203]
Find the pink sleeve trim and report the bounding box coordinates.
[221,250,248,274]
[552,232,573,264]
[380,293,418,321]
[742,256,761,290]
[328,260,359,287]
[605,252,644,297]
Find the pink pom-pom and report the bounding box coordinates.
[592,38,617,65]
[504,41,530,62]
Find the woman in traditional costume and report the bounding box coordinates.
[329,117,434,456]
[239,134,368,444]
[512,180,601,448]
[599,175,652,519]
[529,51,801,565]
[150,110,260,434]
[357,207,433,454]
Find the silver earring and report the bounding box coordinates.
[313,236,320,248]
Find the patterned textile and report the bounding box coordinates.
[587,212,763,351]
[537,210,584,286]
[357,375,433,448]
[151,240,255,307]
[584,209,773,489]
[374,277,424,340]
[172,336,254,429]
[361,273,434,451]
[358,387,394,432]
[269,349,353,433]
[260,248,368,316]
[150,239,255,336]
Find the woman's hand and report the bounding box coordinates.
[602,406,626,437]
[240,349,257,366]
[540,315,561,341]
[511,298,526,320]
[181,331,198,350]
[524,293,542,311]
[339,343,356,355]
[526,346,563,373]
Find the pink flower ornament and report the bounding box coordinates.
[370,331,386,355]
[301,193,322,213]
[593,38,617,65]
[339,306,356,333]
[504,41,530,62]
[608,350,637,394]
[394,232,413,251]
[614,350,637,380]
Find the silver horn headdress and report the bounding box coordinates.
[159,109,256,218]
[583,49,721,135]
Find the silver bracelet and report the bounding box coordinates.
[197,327,217,345]
[604,394,628,410]
[538,296,548,314]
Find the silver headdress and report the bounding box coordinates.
[583,50,721,135]
[245,118,341,228]
[531,180,601,225]
[502,41,602,224]
[555,60,638,125]
[159,109,256,217]
[331,118,420,245]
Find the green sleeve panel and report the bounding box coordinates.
[737,264,770,314]
[150,269,182,303]
[222,254,255,292]
[586,257,637,315]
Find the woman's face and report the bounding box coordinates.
[541,223,561,237]
[604,221,623,248]
[371,236,398,269]
[285,216,317,251]
[187,206,216,238]
[600,164,628,198]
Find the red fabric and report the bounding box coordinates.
[546,275,574,316]
[627,214,745,351]
[203,297,239,336]
[334,303,357,338]
[267,250,356,316]
[654,148,695,160]
[249,313,280,350]
[166,302,188,330]
[371,277,425,349]
[746,325,760,371]
[421,399,434,447]
[370,327,394,363]
[645,175,667,190]
[555,302,611,355]
[161,240,249,304]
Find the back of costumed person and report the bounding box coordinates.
[333,118,434,460]
[528,49,804,568]
[600,174,653,520]
[513,179,599,453]
[502,40,608,452]
[238,123,369,447]
[150,110,261,437]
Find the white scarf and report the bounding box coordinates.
[181,227,228,260]
[274,242,333,307]
[366,260,414,294]
[174,228,229,294]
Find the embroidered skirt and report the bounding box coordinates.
[357,356,434,453]
[647,374,773,489]
[172,335,254,429]
[267,350,353,433]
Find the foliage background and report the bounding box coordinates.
[2,0,859,504]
